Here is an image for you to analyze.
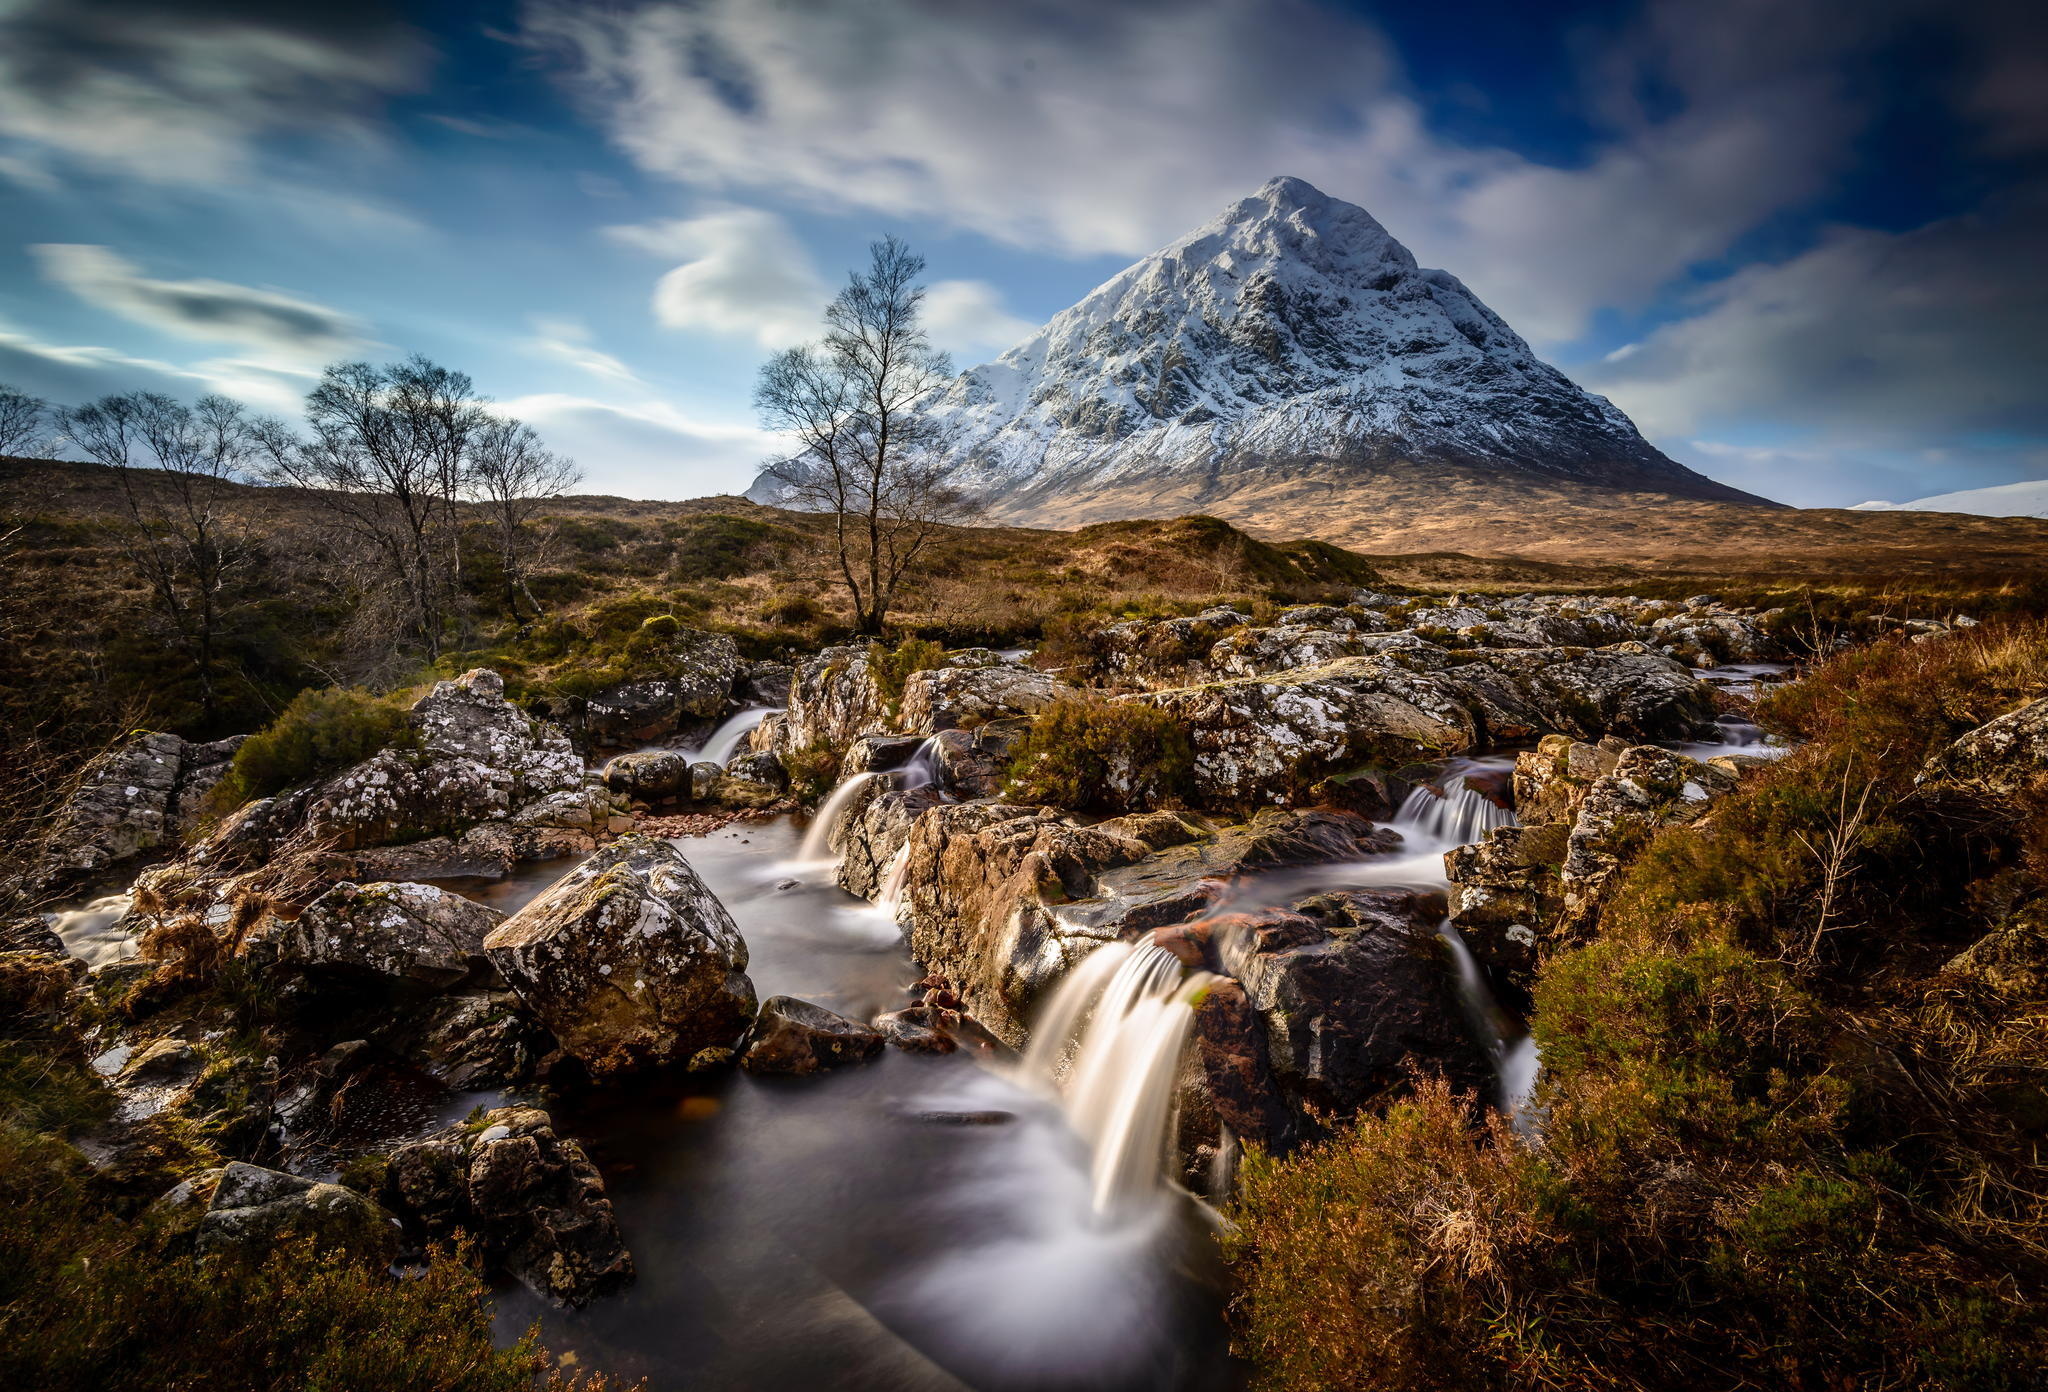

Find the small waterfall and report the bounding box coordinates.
[689,706,775,767]
[873,841,912,916]
[798,770,882,863]
[1437,921,1539,1125]
[1394,779,1514,848]
[897,735,943,793]
[48,894,139,969]
[1024,941,1214,1215]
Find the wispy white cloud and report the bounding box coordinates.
[524,316,644,387]
[0,320,316,413]
[607,207,828,348]
[31,244,370,362]
[502,391,784,497]
[922,279,1037,359]
[526,0,1894,344]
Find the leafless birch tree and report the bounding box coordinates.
[466,415,581,622]
[0,382,47,456]
[755,236,973,634]
[56,392,258,722]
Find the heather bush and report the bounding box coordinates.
[213,686,410,809]
[1004,697,1195,812]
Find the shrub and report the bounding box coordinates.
[212,686,410,809]
[1003,697,1195,812]
[867,636,945,714]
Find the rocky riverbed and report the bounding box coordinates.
[20,588,2015,1388]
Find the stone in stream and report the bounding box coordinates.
[602,749,691,801]
[195,1161,401,1265]
[382,1105,632,1306]
[483,835,756,1077]
[281,880,503,990]
[740,995,885,1074]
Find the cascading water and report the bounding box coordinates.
[688,706,775,768]
[797,770,882,863]
[872,842,912,917]
[1023,941,1214,1215]
[1394,778,1514,847]
[47,894,138,968]
[896,736,943,793]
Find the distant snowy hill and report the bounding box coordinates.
[750,176,1764,519]
[1851,479,2048,519]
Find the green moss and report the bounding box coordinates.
[1004,698,1195,813]
[212,687,411,809]
[866,636,946,715]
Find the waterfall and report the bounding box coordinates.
[897,735,943,793]
[48,894,139,969]
[797,770,882,863]
[689,706,775,767]
[873,841,912,916]
[1023,941,1214,1215]
[1394,779,1514,848]
[1437,922,1540,1125]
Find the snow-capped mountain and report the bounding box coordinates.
[1852,479,2048,519]
[750,176,1761,518]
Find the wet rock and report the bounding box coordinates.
[1191,977,1296,1152]
[392,989,551,1088]
[899,804,1389,1045]
[841,733,928,778]
[739,659,794,708]
[1919,696,2048,797]
[723,750,788,793]
[197,1161,399,1264]
[740,995,885,1074]
[483,835,755,1076]
[2,915,65,954]
[1223,890,1489,1131]
[873,1005,960,1054]
[1443,823,1569,984]
[385,1105,631,1306]
[899,664,1073,734]
[602,749,691,801]
[282,881,503,990]
[583,627,742,747]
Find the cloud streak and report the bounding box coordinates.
[31,244,369,361]
[0,0,427,181]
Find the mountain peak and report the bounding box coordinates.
[753,177,1765,516]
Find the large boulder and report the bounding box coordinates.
[483,835,755,1076]
[384,1105,632,1305]
[196,1161,399,1264]
[583,626,742,747]
[1918,696,2048,797]
[281,881,503,990]
[1220,889,1489,1135]
[777,645,892,755]
[298,670,606,851]
[1128,656,1477,809]
[899,664,1073,734]
[740,996,885,1074]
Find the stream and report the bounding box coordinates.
[479,817,1234,1392]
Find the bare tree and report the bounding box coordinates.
[755,236,973,635]
[56,392,258,722]
[0,382,47,456]
[256,355,490,659]
[466,415,581,622]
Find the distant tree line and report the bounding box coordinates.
[0,358,581,722]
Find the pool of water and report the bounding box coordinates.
[481,815,1232,1392]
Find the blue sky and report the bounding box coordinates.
[0,0,2042,508]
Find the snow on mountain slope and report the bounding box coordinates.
[1852,479,2048,518]
[750,176,1761,515]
